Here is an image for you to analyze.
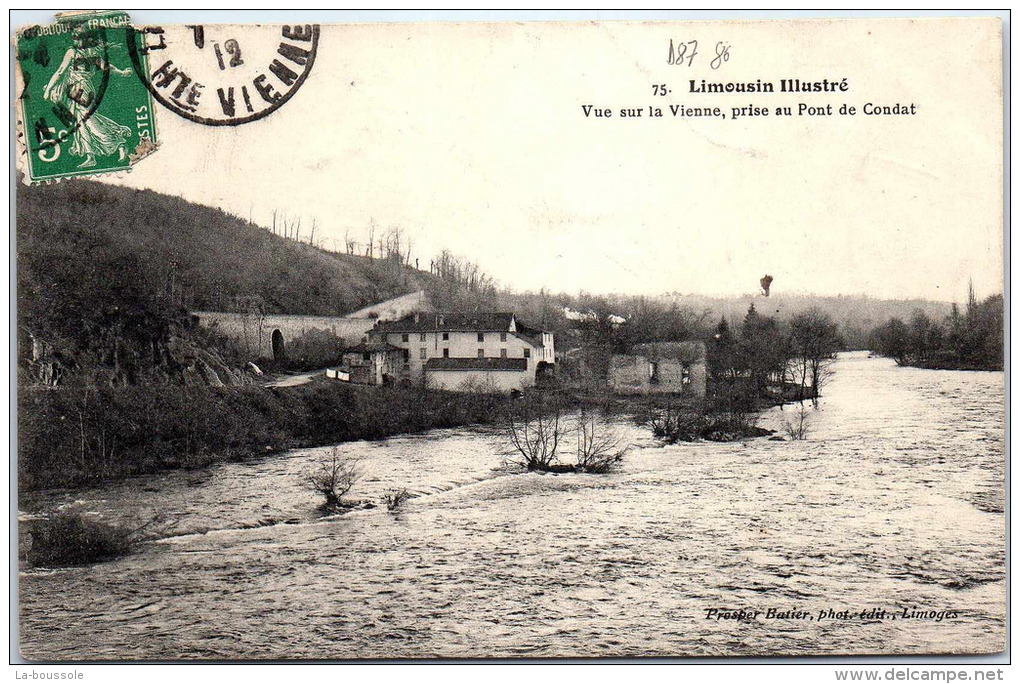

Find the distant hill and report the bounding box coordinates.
[496,290,957,352]
[656,291,952,323]
[654,292,954,349]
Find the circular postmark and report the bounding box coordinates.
[126,23,319,126]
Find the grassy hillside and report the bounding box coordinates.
[16,179,440,384]
[18,179,438,317]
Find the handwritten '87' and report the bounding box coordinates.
[667,40,731,69]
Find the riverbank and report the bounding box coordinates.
[16,354,1006,658]
[20,379,785,492]
[18,381,512,492]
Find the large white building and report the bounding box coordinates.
[368,312,554,391]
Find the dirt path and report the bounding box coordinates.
[263,369,326,388]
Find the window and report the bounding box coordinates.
[500,349,507,358]
[523,349,531,359]
[420,348,427,360]
[500,332,507,342]
[682,364,691,386]
[443,348,450,358]
[402,349,410,363]
[477,332,484,342]
[401,333,409,343]
[477,349,484,358]
[362,352,371,362]
[442,332,449,341]
[420,333,426,342]
[649,361,660,384]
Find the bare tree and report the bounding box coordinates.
[72,388,117,480]
[384,226,403,261]
[383,489,412,512]
[366,222,376,258]
[789,308,840,404]
[504,396,629,473]
[503,394,564,471]
[236,295,268,358]
[782,402,811,440]
[304,448,360,510]
[574,404,628,473]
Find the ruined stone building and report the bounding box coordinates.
[608,341,707,397]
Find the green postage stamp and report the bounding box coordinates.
[14,10,158,183]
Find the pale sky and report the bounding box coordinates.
[81,15,1002,302]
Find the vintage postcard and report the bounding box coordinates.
[13,12,1005,662]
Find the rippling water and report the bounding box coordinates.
[18,353,1005,659]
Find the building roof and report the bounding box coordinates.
[515,321,545,338]
[374,312,522,334]
[342,342,403,354]
[424,357,528,372]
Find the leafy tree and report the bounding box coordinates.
[707,316,739,383]
[740,303,790,400]
[870,291,1001,371]
[789,308,841,401]
[872,317,910,365]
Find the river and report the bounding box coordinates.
[18,353,1005,659]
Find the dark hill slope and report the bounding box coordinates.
[18,179,438,316]
[16,179,438,384]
